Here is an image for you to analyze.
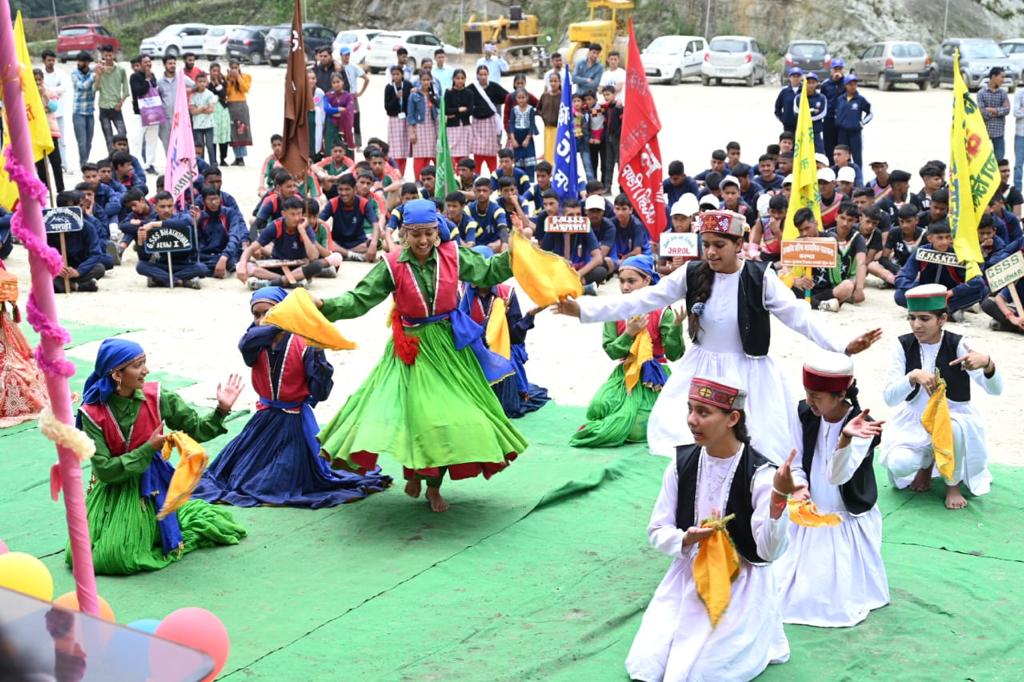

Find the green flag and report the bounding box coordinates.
[435,95,457,199]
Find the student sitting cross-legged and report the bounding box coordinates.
[237,196,324,291]
[135,191,207,289]
[193,186,247,278]
[894,218,989,317]
[48,191,106,293]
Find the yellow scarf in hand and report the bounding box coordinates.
[788,499,842,527]
[921,375,955,481]
[484,296,511,359]
[157,432,208,520]
[623,328,653,394]
[509,229,583,306]
[692,514,740,628]
[263,287,357,350]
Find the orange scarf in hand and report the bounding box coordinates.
[157,432,208,520]
[692,514,740,627]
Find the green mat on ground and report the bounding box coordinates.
[1,403,1022,680]
[22,320,135,350]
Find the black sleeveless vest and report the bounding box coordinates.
[797,401,879,515]
[685,260,771,356]
[899,331,970,402]
[675,443,773,564]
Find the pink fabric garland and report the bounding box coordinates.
[5,153,76,378]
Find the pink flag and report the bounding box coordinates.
[165,72,196,208]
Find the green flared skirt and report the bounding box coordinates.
[569,363,672,448]
[318,321,527,480]
[69,476,246,575]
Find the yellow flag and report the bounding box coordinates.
[949,50,996,280]
[783,80,822,241]
[0,12,56,210]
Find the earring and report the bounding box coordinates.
[433,236,441,247]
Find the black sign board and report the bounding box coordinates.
[915,248,964,269]
[143,224,194,254]
[43,207,83,234]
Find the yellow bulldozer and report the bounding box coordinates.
[462,6,542,74]
[564,0,634,66]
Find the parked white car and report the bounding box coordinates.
[139,23,209,59]
[202,25,243,59]
[701,35,767,87]
[365,31,461,73]
[332,29,381,64]
[642,35,707,84]
[1001,38,1024,81]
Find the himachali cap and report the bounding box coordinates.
[836,166,856,183]
[802,351,855,393]
[906,283,949,311]
[695,209,745,236]
[690,376,747,411]
[671,193,699,216]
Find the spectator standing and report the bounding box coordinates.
[226,60,253,166]
[339,47,369,148]
[1014,85,1024,193]
[444,69,474,166]
[71,51,96,167]
[384,66,413,176]
[821,59,845,157]
[476,43,509,82]
[979,68,1011,163]
[95,45,130,152]
[804,73,827,153]
[41,50,69,173]
[181,53,204,82]
[469,65,508,176]
[408,72,440,177]
[542,52,565,94]
[433,48,454,93]
[538,73,561,163]
[313,48,339,93]
[324,73,355,152]
[598,51,626,104]
[157,56,194,153]
[572,44,604,94]
[34,69,64,196]
[208,63,231,166]
[834,75,872,167]
[774,68,802,133]
[189,73,217,163]
[129,55,159,174]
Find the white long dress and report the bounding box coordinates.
[775,410,889,627]
[578,265,851,463]
[625,448,790,682]
[878,334,1003,494]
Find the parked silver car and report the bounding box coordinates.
[701,35,767,87]
[937,38,1017,91]
[851,40,933,90]
[1000,39,1024,81]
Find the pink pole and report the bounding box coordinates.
[0,9,99,614]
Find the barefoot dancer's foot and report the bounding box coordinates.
[425,486,450,513]
[910,466,932,492]
[404,479,422,499]
[945,485,969,510]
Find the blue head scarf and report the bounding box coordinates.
[404,198,453,242]
[619,255,660,285]
[250,286,288,311]
[81,339,146,407]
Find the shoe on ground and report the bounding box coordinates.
[967,303,981,314]
[145,165,158,175]
[106,241,121,265]
[77,280,98,292]
[247,277,272,291]
[818,298,840,312]
[292,280,309,289]
[583,282,598,296]
[181,278,201,290]
[990,320,1004,331]
[345,251,365,262]
[220,158,229,166]
[950,309,966,322]
[320,266,338,278]
[147,278,160,288]
[232,159,245,167]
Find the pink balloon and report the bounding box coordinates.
[0,539,7,555]
[154,607,230,682]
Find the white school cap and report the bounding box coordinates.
[584,194,606,211]
[671,193,699,216]
[817,167,836,183]
[836,166,856,183]
[815,152,830,167]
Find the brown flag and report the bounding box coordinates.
[281,0,310,178]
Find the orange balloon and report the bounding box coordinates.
[53,591,116,622]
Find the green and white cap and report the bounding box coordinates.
[906,283,949,312]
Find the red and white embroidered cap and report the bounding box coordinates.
[695,210,746,237]
[689,376,747,411]
[802,350,855,393]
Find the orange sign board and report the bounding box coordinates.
[780,239,838,268]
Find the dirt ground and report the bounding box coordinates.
[10,64,1021,464]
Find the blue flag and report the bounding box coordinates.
[552,65,578,201]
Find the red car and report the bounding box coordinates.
[56,24,121,62]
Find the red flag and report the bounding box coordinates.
[619,19,666,236]
[281,0,311,178]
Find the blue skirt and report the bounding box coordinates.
[494,343,549,419]
[195,407,391,508]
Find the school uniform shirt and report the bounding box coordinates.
[444,88,474,126]
[589,216,617,253]
[825,228,867,280]
[47,221,103,274]
[257,220,319,261]
[496,196,534,218]
[320,195,378,249]
[1000,184,1024,211]
[831,162,863,187]
[611,214,651,259]
[83,214,110,243]
[806,90,827,133]
[740,184,761,208]
[751,174,783,193]
[834,93,873,131]
[858,225,884,254]
[982,235,1009,269]
[196,207,246,262]
[137,215,199,266]
[383,80,412,117]
[993,208,1023,243]
[884,227,923,268]
[662,177,701,208]
[470,81,509,120]
[448,212,478,243]
[605,102,623,146]
[821,77,845,120]
[254,192,287,229]
[540,231,601,268]
[774,85,800,129]
[467,200,508,244]
[490,167,532,198]
[192,190,239,213]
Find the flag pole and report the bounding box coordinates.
[0,3,100,615]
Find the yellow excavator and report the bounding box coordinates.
[564,0,634,66]
[462,6,542,74]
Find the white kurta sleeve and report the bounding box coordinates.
[790,427,809,490]
[763,268,850,352]
[959,338,1004,396]
[579,261,688,323]
[827,435,875,486]
[648,461,687,559]
[883,339,915,407]
[750,465,790,561]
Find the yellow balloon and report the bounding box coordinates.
[53,591,116,622]
[0,552,54,601]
